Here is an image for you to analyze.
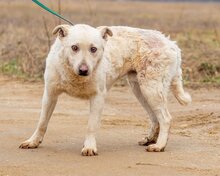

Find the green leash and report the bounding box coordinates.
[32,0,74,25]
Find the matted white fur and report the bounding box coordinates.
[19,24,191,155]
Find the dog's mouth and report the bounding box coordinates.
[78,71,89,76]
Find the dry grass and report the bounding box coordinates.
[0,0,220,84]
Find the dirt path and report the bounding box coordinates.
[0,77,219,176]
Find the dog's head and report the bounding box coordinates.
[53,24,113,77]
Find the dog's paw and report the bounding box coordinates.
[138,137,156,146]
[145,144,165,152]
[81,147,98,156]
[19,139,41,149]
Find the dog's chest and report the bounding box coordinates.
[58,78,97,99]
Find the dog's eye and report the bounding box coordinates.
[90,47,97,53]
[72,45,79,52]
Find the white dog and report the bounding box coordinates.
[19,24,191,156]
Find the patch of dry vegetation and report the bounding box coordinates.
[0,0,220,84]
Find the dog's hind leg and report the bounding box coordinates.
[19,84,58,149]
[137,77,172,152]
[127,72,159,146]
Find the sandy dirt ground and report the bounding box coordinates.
[0,77,219,176]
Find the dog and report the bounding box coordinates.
[19,24,191,156]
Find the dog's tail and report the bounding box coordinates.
[171,73,192,105]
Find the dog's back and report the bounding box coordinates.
[105,26,191,105]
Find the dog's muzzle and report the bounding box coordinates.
[78,64,89,76]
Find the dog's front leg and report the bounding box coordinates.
[19,85,58,149]
[81,93,105,156]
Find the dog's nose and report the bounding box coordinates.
[78,64,89,76]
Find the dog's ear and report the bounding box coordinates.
[99,26,113,40]
[52,24,71,38]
